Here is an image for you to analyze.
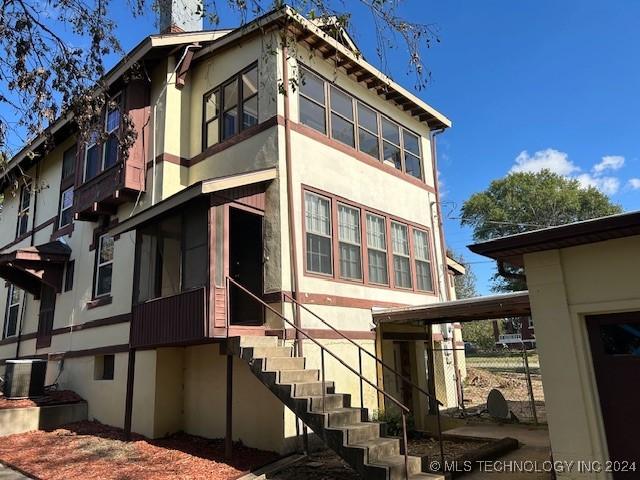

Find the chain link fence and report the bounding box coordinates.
[437,347,546,424]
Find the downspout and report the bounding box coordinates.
[280,39,302,344]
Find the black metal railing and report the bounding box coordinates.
[225,277,446,477]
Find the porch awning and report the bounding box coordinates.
[372,291,530,325]
[110,167,277,236]
[0,241,71,297]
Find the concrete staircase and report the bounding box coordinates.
[226,335,443,480]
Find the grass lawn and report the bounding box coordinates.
[0,421,279,480]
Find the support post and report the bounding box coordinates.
[425,325,438,414]
[522,346,538,425]
[124,348,137,440]
[225,353,234,459]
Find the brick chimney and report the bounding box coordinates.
[158,0,203,33]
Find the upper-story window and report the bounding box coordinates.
[16,182,31,237]
[298,66,424,180]
[391,221,412,289]
[413,229,433,292]
[85,93,122,181]
[337,203,362,280]
[3,285,22,339]
[202,64,258,150]
[366,213,388,285]
[94,234,114,298]
[58,145,76,229]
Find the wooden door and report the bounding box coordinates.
[36,285,56,349]
[586,312,640,478]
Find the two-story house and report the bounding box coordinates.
[0,5,465,476]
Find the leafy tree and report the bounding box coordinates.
[461,170,622,291]
[447,249,477,300]
[0,0,440,188]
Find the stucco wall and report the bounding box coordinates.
[524,235,640,479]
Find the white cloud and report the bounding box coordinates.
[594,155,625,173]
[509,150,628,195]
[510,149,580,176]
[576,174,620,195]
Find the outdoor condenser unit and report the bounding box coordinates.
[2,359,47,399]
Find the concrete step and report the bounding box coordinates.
[370,454,423,479]
[335,422,381,444]
[243,346,293,360]
[263,356,305,372]
[307,394,348,412]
[278,369,319,383]
[289,381,334,397]
[239,336,280,348]
[350,437,400,464]
[325,407,362,428]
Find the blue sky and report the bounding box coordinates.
[6,1,640,294]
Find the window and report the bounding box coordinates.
[337,204,362,280]
[84,93,122,181]
[16,183,31,237]
[330,86,355,147]
[59,187,74,228]
[64,260,75,292]
[298,66,424,180]
[202,64,259,148]
[391,222,412,288]
[403,131,422,179]
[413,229,433,292]
[366,214,388,285]
[382,117,402,170]
[357,102,380,159]
[305,192,332,275]
[95,235,114,298]
[599,323,640,356]
[94,354,115,380]
[62,145,76,180]
[3,285,22,339]
[299,68,327,134]
[103,95,122,169]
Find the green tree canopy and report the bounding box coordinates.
[461,170,622,291]
[447,249,477,300]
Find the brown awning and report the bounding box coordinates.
[0,241,71,297]
[372,291,530,325]
[468,210,640,267]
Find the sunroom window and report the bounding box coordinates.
[366,214,388,285]
[337,204,362,280]
[299,68,327,134]
[413,229,433,291]
[330,86,355,147]
[391,222,412,288]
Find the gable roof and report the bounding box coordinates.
[468,210,640,267]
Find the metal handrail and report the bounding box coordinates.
[226,277,413,478]
[283,292,445,469]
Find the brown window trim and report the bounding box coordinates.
[202,62,259,152]
[298,63,425,182]
[15,182,32,239]
[301,184,438,296]
[87,295,113,310]
[54,145,77,235]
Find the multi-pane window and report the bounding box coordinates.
[299,68,327,134]
[59,188,74,228]
[84,94,122,181]
[357,102,379,158]
[62,145,76,180]
[103,95,121,169]
[64,260,75,292]
[382,117,402,170]
[330,86,355,147]
[338,204,362,280]
[391,222,412,288]
[16,183,31,237]
[3,285,22,338]
[298,66,423,180]
[95,235,114,298]
[202,64,259,148]
[305,192,332,275]
[413,229,433,291]
[366,214,388,285]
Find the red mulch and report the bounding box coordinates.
[0,390,85,410]
[0,421,279,479]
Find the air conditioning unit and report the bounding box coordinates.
[2,359,47,399]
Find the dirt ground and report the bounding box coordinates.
[460,368,546,423]
[408,437,489,461]
[0,390,84,410]
[0,421,278,480]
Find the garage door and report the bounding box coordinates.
[586,312,640,479]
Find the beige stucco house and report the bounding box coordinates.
[470,211,640,480]
[0,6,467,477]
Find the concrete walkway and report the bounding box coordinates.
[0,464,30,480]
[445,423,552,479]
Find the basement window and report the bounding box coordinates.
[94,354,115,380]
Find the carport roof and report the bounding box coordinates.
[372,291,530,324]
